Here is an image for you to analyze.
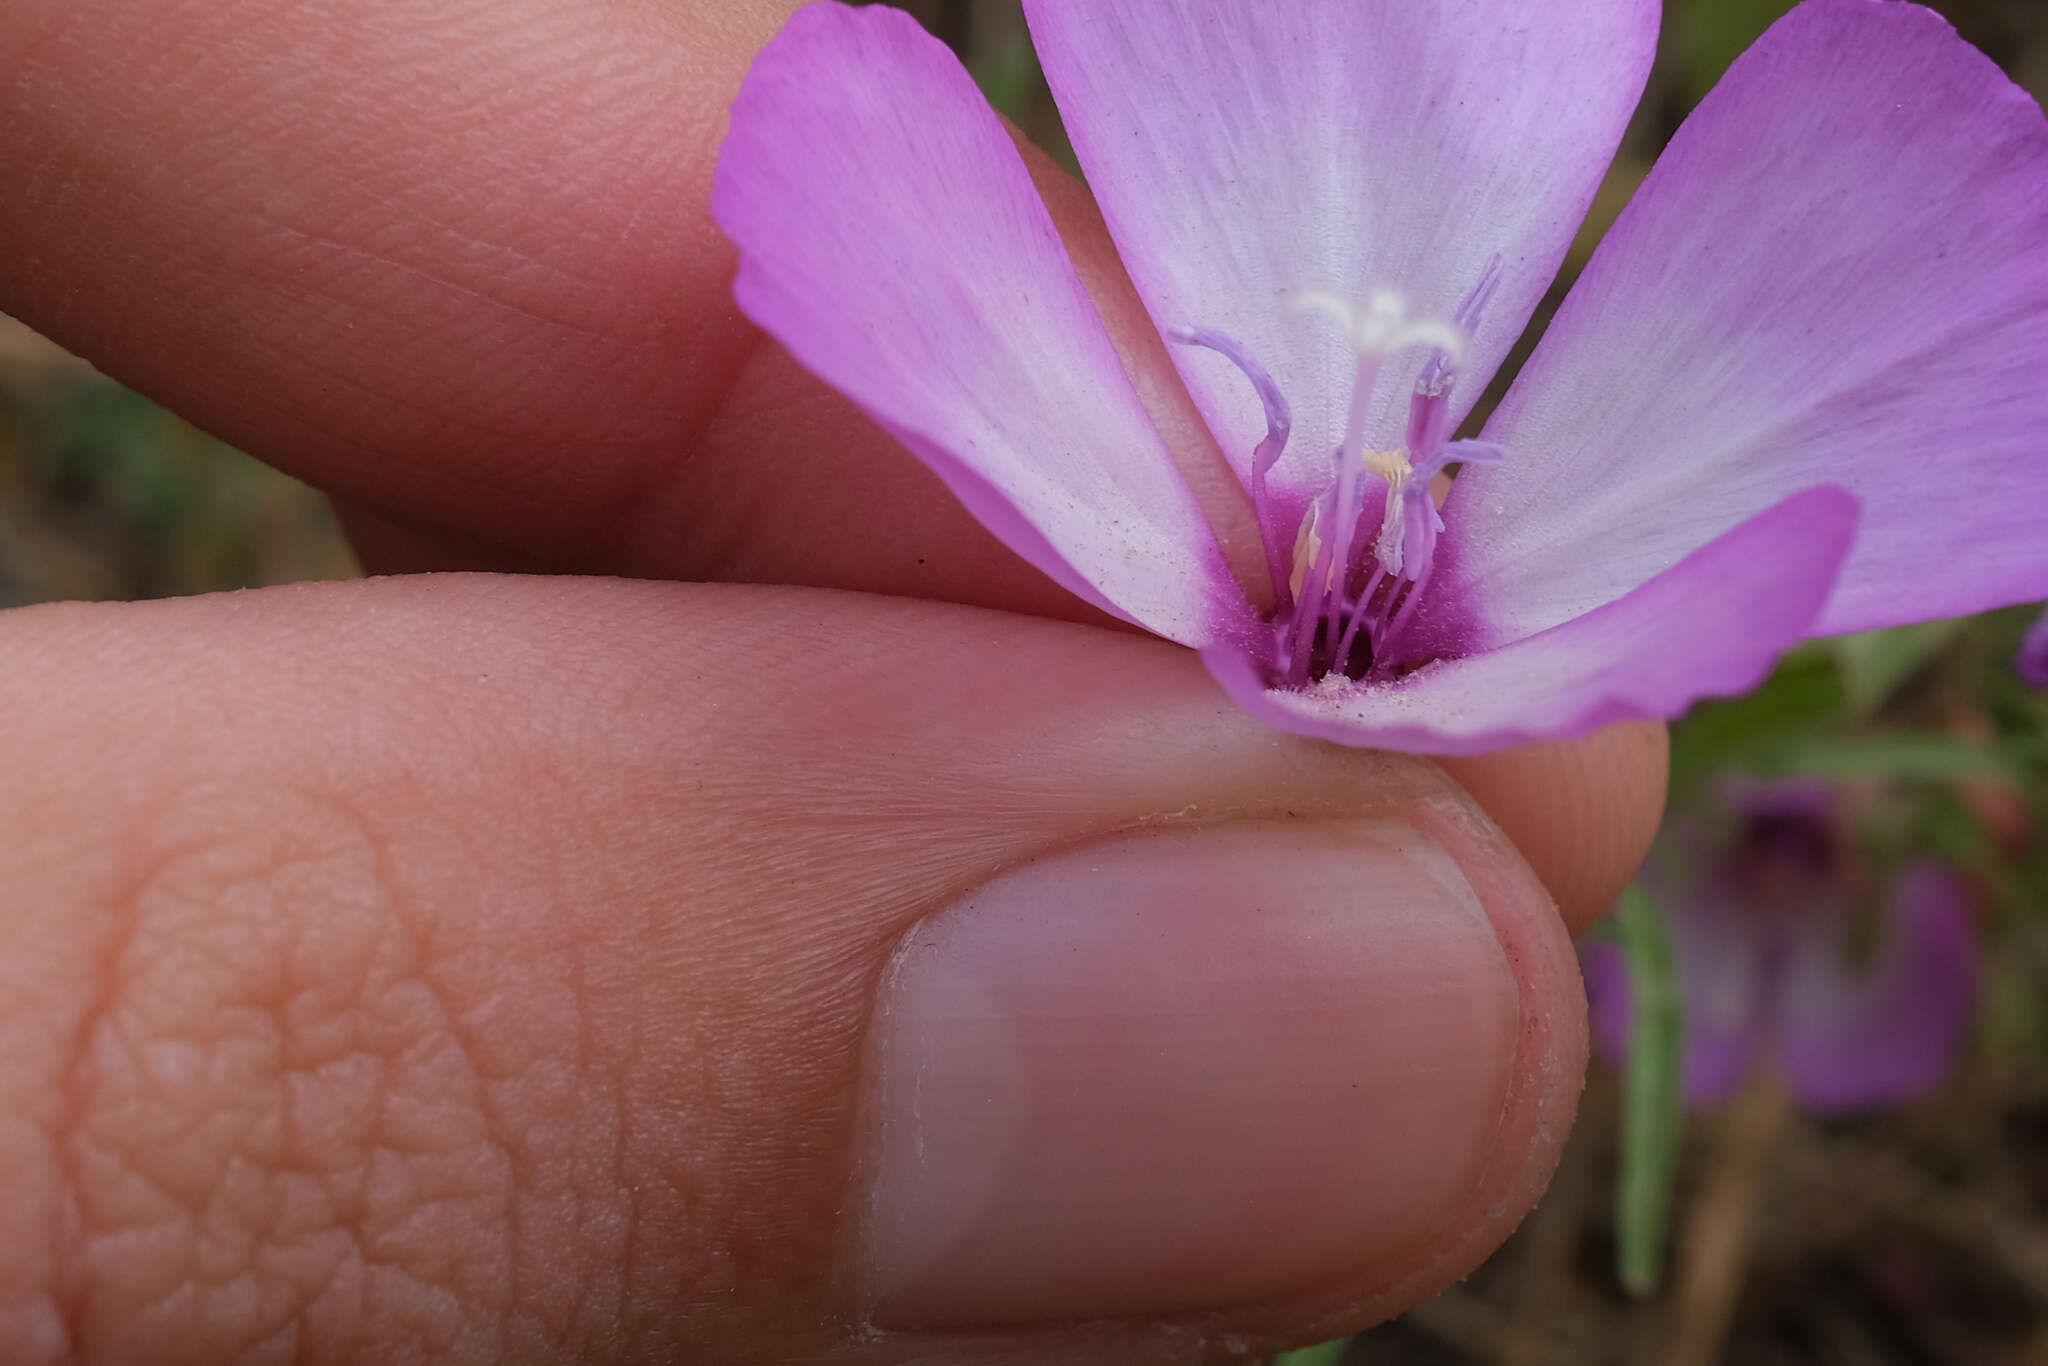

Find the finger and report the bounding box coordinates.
[1,0,1193,620]
[0,576,1584,1364]
[1441,721,1668,935]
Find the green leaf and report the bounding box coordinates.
[1759,732,2024,785]
[1614,884,1685,1298]
[1668,647,1845,792]
[969,36,1041,121]
[1674,0,1799,103]
[1832,619,1965,718]
[1271,1341,1349,1366]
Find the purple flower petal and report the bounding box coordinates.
[2020,606,2048,689]
[1441,0,2048,649]
[1581,940,1637,1070]
[1774,865,1979,1115]
[1023,0,1657,526]
[1582,886,1773,1110]
[712,2,1252,647]
[1665,883,1777,1110]
[1204,487,1857,755]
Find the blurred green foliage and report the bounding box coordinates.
[1674,0,1800,102]
[0,322,354,604]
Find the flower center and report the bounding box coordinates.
[1175,260,1506,689]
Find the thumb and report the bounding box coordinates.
[0,574,1582,1364]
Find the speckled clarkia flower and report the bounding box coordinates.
[1583,782,1978,1113]
[713,0,2048,754]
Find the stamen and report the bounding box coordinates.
[1329,559,1388,678]
[1415,438,1506,483]
[1361,446,1423,579]
[1412,256,1503,398]
[1373,475,1443,580]
[1168,326,1294,611]
[1287,500,1327,602]
[1377,561,1436,663]
[1286,491,1342,687]
[1279,284,1476,671]
[1366,262,1510,585]
[1184,262,1513,689]
[1319,442,1366,647]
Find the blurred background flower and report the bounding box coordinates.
[5,0,2047,1361]
[2021,608,2048,690]
[1585,780,1980,1116]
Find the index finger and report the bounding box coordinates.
[5,0,1123,614]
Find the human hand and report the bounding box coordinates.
[0,1,1665,1360]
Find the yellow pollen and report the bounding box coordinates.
[1363,448,1413,484]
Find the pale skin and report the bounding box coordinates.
[0,0,1668,1361]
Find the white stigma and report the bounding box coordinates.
[1288,288,1466,363]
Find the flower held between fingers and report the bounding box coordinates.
[712,0,2048,756]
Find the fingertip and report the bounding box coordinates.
[857,821,1521,1328]
[1436,719,1670,935]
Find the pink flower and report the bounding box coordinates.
[713,0,2048,754]
[1583,783,1979,1113]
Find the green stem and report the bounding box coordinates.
[1614,883,1686,1298]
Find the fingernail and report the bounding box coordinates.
[856,820,1519,1327]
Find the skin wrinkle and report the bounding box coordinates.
[321,787,522,1360]
[40,806,218,1364]
[253,217,619,352]
[546,937,607,1361]
[471,935,600,1353]
[424,760,661,1359]
[213,850,401,1330]
[240,266,612,474]
[327,312,729,580]
[42,781,542,1362]
[331,739,680,1363]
